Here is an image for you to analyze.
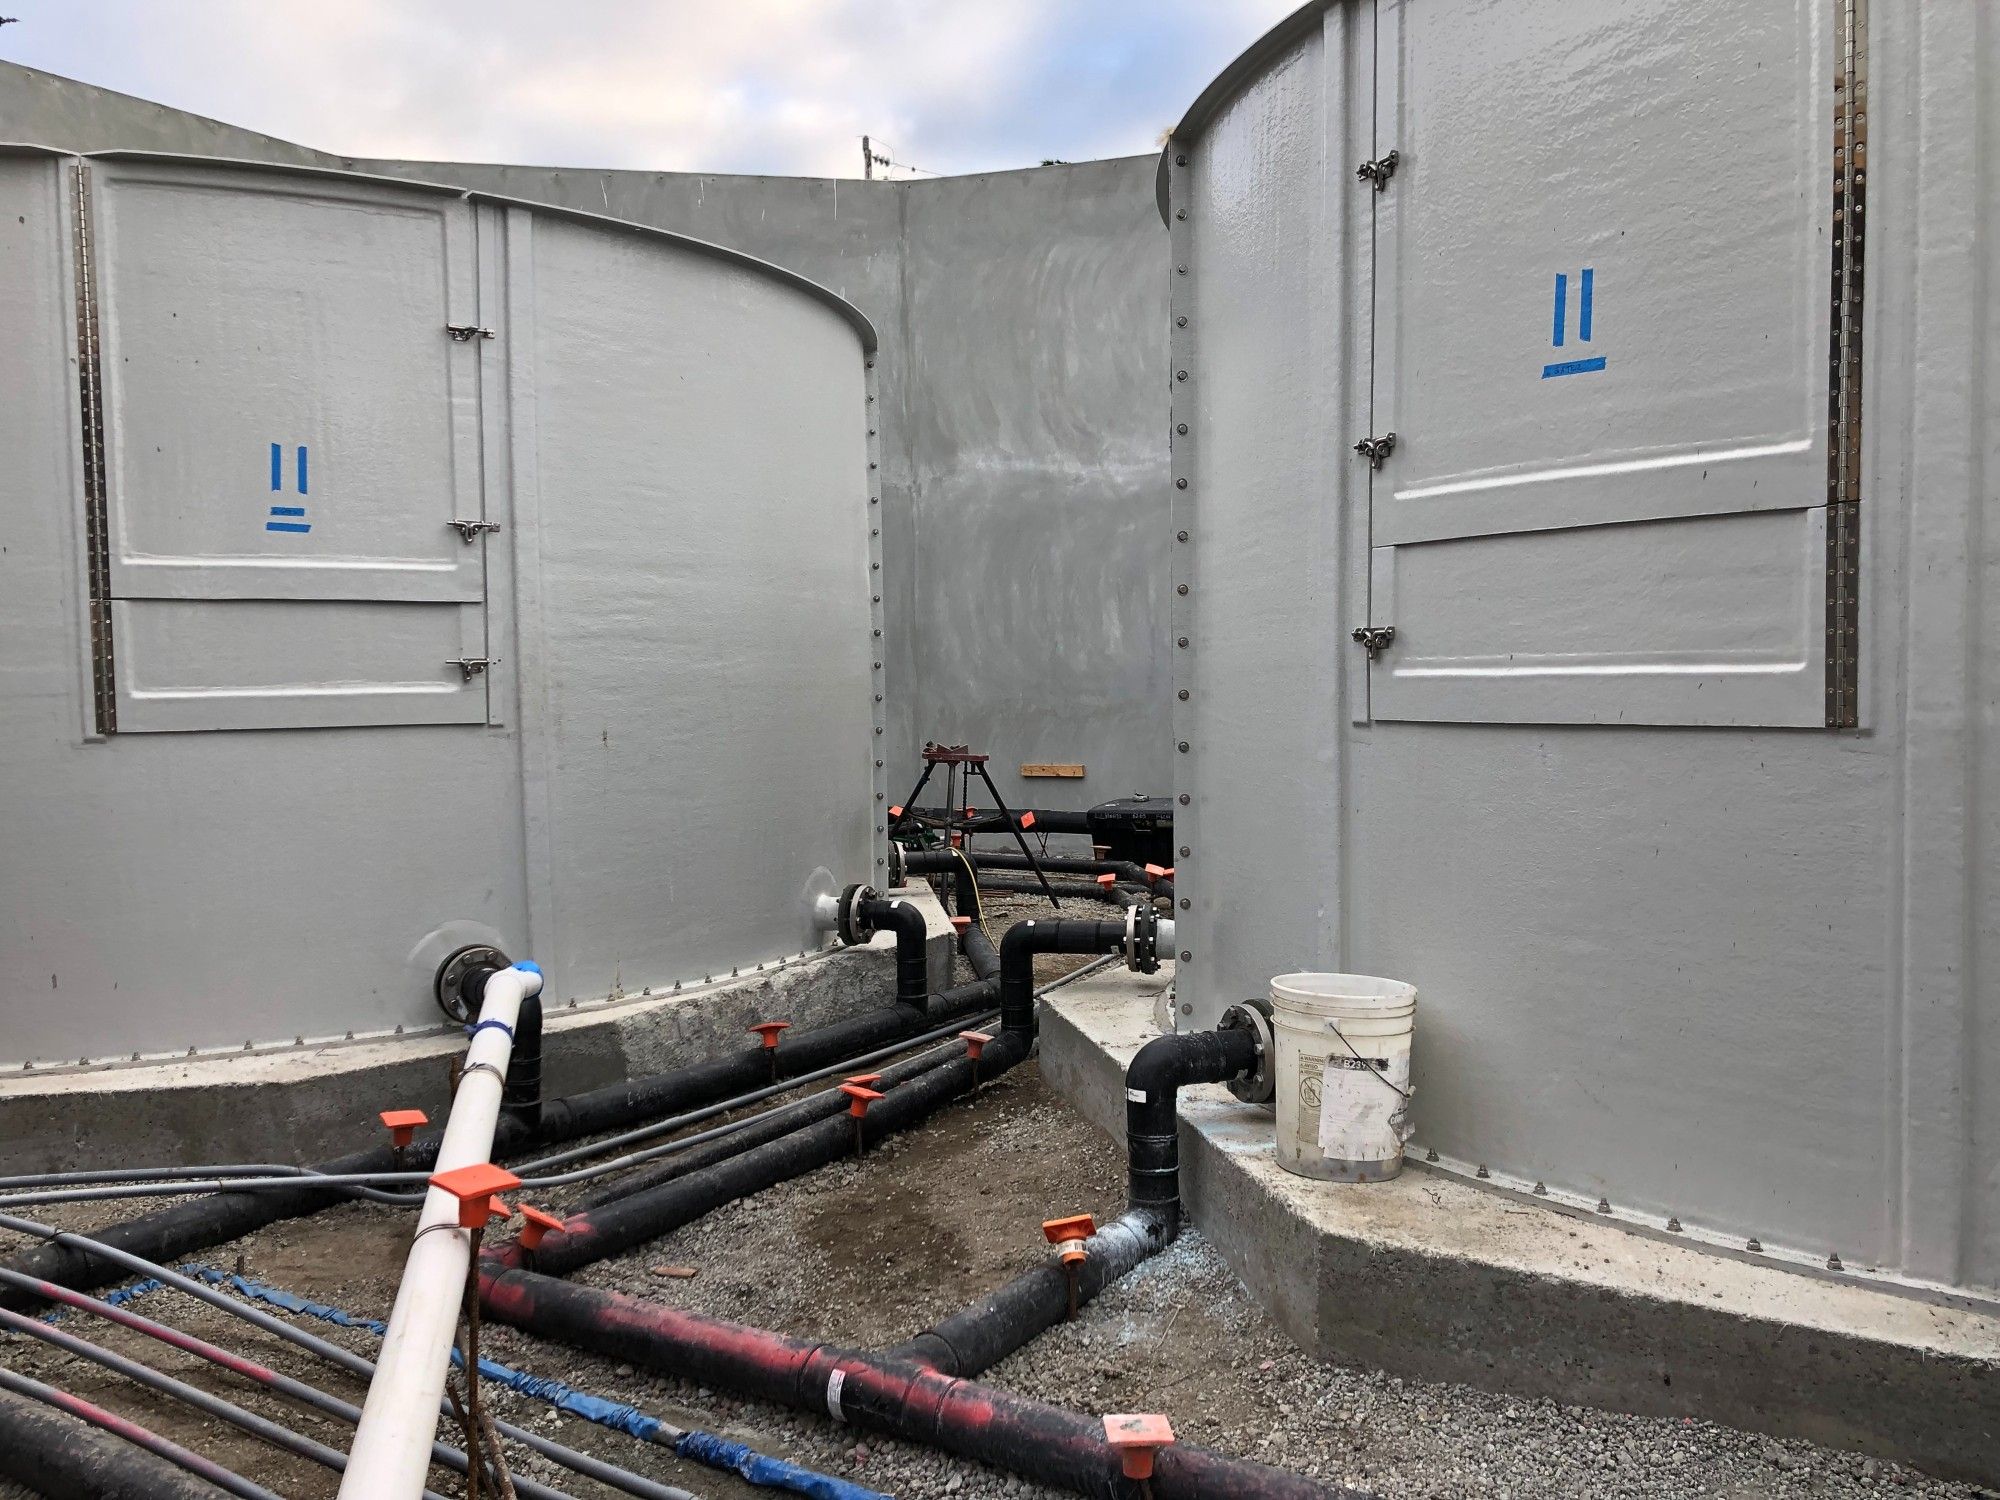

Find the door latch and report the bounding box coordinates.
[447,518,501,544]
[447,657,494,681]
[1353,433,1397,468]
[1356,150,1399,190]
[1351,626,1396,658]
[445,325,496,342]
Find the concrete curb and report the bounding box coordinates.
[1042,972,2000,1485]
[0,886,955,1174]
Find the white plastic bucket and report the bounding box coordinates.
[1269,972,1416,1182]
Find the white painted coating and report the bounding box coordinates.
[1166,1,2000,1293]
[0,150,880,1065]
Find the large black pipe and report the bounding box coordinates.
[998,917,1126,1035]
[891,1024,1259,1378]
[899,805,1093,836]
[0,1382,239,1500]
[1,941,993,1306]
[481,1270,1351,1500]
[574,1030,979,1210]
[979,875,1154,907]
[490,1031,1030,1276]
[972,850,1158,888]
[858,895,930,1011]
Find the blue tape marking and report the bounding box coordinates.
[1542,356,1608,379]
[1579,267,1594,343]
[676,1431,892,1499]
[265,521,312,533]
[269,443,282,491]
[512,960,542,975]
[296,446,308,496]
[1552,272,1567,348]
[465,1017,514,1042]
[268,505,305,517]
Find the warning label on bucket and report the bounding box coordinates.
[1317,1049,1410,1160]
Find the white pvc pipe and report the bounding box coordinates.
[338,961,542,1499]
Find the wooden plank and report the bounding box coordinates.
[1020,763,1085,778]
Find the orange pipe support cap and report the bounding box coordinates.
[964,806,977,818]
[1019,811,1037,830]
[888,805,905,819]
[518,1205,566,1251]
[748,1021,792,1051]
[379,1108,428,1150]
[958,1029,993,1062]
[1144,863,1170,881]
[430,1162,523,1230]
[1042,1213,1095,1265]
[1095,872,1118,887]
[843,1072,885,1088]
[950,915,971,933]
[838,1083,885,1118]
[1103,1413,1176,1480]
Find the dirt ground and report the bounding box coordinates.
[0,888,1988,1499]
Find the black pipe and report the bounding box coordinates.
[0,1381,241,1500]
[891,1024,1258,1378]
[979,875,1155,906]
[960,921,999,982]
[573,1032,977,1210]
[0,962,994,1306]
[481,1270,1352,1500]
[858,895,930,1012]
[973,850,1157,888]
[505,990,545,1134]
[899,805,1093,836]
[491,1031,1029,1275]
[998,916,1126,1035]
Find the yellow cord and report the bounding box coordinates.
[948,845,994,944]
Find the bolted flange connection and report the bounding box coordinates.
[1218,998,1277,1105]
[433,943,510,1024]
[1123,905,1170,974]
[832,884,880,946]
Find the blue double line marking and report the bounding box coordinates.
[266,443,312,531]
[1543,268,1603,378]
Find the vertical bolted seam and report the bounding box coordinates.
[1824,0,1866,729]
[864,358,890,866]
[1167,144,1196,981]
[70,162,114,736]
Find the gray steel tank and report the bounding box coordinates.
[0,148,887,1065]
[1160,1,2000,1297]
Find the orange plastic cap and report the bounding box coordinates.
[1160,867,1175,880]
[958,1029,993,1062]
[843,1072,885,1088]
[1019,811,1037,830]
[888,805,905,819]
[838,1082,885,1118]
[518,1205,566,1251]
[1144,864,1170,881]
[964,806,977,818]
[748,1021,792,1051]
[1103,1413,1176,1480]
[1095,872,1118,887]
[430,1162,523,1230]
[950,915,971,933]
[1042,1213,1095,1264]
[379,1108,428,1149]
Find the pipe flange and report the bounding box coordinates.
[886,841,908,888]
[835,883,880,947]
[1123,904,1161,974]
[1219,997,1277,1105]
[434,943,510,1024]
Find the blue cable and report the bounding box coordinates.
[158,1266,891,1497]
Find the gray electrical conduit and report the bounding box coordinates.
[0,1264,577,1500]
[0,1212,700,1500]
[0,957,1111,1209]
[0,1301,453,1499]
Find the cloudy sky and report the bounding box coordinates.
[0,2,1300,176]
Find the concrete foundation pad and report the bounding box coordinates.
[1041,971,2000,1484]
[0,886,955,1175]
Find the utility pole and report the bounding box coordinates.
[861,135,872,181]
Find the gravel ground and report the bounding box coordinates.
[0,885,1989,1499]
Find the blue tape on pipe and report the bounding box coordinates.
[512,960,542,974]
[465,1018,515,1042]
[675,1431,894,1500]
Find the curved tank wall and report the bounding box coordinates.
[1163,1,2000,1296]
[0,147,886,1066]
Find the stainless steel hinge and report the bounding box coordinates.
[1353,433,1396,468]
[447,657,494,681]
[1351,626,1396,658]
[447,518,502,543]
[1356,150,1399,190]
[445,325,496,342]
